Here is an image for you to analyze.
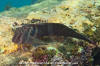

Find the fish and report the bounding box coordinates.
[4,2,11,11]
[12,23,95,44]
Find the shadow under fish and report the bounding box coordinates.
[92,47,100,66]
[12,23,96,45]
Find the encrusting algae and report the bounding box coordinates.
[32,46,57,62]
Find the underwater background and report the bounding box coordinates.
[0,0,37,12]
[0,0,100,66]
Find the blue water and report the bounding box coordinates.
[0,0,37,12]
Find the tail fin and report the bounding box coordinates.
[69,32,96,44]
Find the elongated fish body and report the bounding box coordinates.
[12,23,95,44]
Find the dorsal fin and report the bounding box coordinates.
[29,18,48,24]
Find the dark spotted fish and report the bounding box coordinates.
[12,23,95,44]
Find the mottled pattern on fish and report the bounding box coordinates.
[12,23,95,44]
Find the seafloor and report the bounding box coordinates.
[0,0,100,66]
